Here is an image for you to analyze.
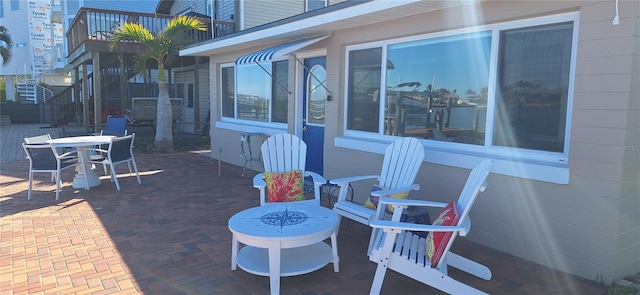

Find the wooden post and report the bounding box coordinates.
[119,53,127,114]
[194,58,200,129]
[82,63,90,134]
[92,52,102,133]
[74,67,80,120]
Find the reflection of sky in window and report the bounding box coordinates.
[386,32,491,95]
[237,63,270,98]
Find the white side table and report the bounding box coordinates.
[228,203,339,295]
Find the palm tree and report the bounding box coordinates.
[110,16,206,151]
[0,26,13,66]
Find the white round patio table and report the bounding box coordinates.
[228,202,339,295]
[48,135,114,189]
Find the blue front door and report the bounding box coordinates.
[302,57,326,176]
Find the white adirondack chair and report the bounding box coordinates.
[331,137,425,226]
[367,159,493,295]
[253,133,327,206]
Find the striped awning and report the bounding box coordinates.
[235,35,329,65]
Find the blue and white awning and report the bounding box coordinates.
[235,35,329,65]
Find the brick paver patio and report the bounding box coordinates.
[0,125,607,294]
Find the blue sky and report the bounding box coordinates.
[82,0,159,13]
[386,32,491,96]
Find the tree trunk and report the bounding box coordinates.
[155,81,174,151]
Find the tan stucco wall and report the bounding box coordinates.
[323,0,640,282]
[206,0,640,282]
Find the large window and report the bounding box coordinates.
[223,61,289,124]
[345,16,575,157]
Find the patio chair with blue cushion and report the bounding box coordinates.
[88,134,141,191]
[101,115,128,136]
[24,134,78,181]
[253,133,327,206]
[367,159,493,295]
[22,143,78,200]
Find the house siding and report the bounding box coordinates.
[205,0,640,282]
[170,1,194,15]
[324,1,639,282]
[243,0,304,29]
[216,0,236,23]
[174,68,210,134]
[198,67,211,130]
[169,0,209,15]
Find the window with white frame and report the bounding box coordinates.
[221,61,289,124]
[307,0,327,12]
[345,15,575,157]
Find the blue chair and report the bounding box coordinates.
[101,115,127,136]
[88,134,141,191]
[22,143,78,200]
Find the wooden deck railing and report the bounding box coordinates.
[67,7,235,54]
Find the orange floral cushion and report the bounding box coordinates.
[264,170,305,203]
[425,202,459,266]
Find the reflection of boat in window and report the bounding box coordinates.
[384,87,486,145]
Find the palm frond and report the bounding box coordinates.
[163,16,207,35]
[131,51,158,79]
[0,26,13,47]
[0,47,11,66]
[109,22,154,49]
[0,26,12,65]
[108,15,207,80]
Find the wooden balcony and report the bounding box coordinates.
[66,7,235,65]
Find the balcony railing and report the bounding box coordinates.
[67,8,235,55]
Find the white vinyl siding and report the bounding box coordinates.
[170,0,210,16]
[216,0,235,22]
[198,68,211,128]
[243,0,304,29]
[174,68,210,134]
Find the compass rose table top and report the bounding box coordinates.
[228,203,340,295]
[228,203,338,239]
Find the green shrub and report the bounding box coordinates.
[608,282,639,295]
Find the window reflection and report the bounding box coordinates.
[237,63,271,122]
[235,61,289,123]
[307,66,326,125]
[494,22,572,152]
[347,48,382,132]
[385,32,491,144]
[221,66,234,118]
[272,61,289,123]
[307,0,326,11]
